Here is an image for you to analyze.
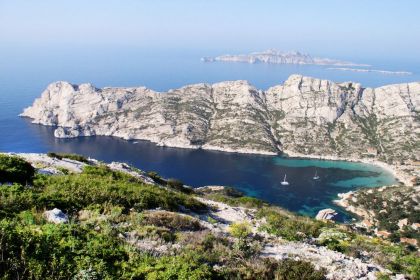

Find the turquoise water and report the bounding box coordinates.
[0,46,408,221]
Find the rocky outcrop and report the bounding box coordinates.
[21,75,420,164]
[315,208,338,221]
[202,49,369,66]
[44,208,68,224]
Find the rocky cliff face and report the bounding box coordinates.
[21,75,420,163]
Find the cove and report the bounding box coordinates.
[6,120,398,222]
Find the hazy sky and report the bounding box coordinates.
[1,0,419,59]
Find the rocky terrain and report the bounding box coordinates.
[21,75,420,183]
[201,49,369,66]
[335,186,420,246]
[2,152,416,279]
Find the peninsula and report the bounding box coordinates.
[21,75,420,185]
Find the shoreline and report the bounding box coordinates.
[282,150,410,186]
[21,117,411,186]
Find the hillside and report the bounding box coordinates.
[0,153,419,279]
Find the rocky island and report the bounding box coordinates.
[21,74,420,184]
[201,49,369,66]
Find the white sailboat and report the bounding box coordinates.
[313,170,320,180]
[280,174,289,185]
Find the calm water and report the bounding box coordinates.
[1,46,414,221]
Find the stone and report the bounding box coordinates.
[315,208,338,220]
[44,208,68,224]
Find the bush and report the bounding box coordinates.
[34,171,206,214]
[0,219,128,279]
[274,259,326,280]
[167,178,193,194]
[125,251,214,279]
[229,222,252,239]
[204,193,267,208]
[0,184,36,218]
[257,207,325,241]
[147,171,166,185]
[141,211,202,232]
[47,152,89,163]
[0,154,35,185]
[317,228,351,253]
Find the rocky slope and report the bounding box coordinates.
[21,75,420,166]
[2,152,409,279]
[201,49,369,66]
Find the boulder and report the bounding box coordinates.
[44,208,69,224]
[315,208,338,221]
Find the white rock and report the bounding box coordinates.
[316,208,338,220]
[44,208,69,224]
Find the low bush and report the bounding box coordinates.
[141,211,202,232]
[47,152,90,163]
[274,259,326,280]
[204,193,267,208]
[0,154,35,184]
[317,228,351,253]
[167,178,193,194]
[257,207,325,241]
[34,172,206,214]
[0,184,36,218]
[229,221,252,239]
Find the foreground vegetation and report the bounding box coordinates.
[0,154,419,279]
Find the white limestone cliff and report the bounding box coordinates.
[21,75,420,165]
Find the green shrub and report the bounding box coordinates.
[0,219,128,279]
[317,228,351,253]
[0,184,36,218]
[229,222,252,239]
[257,207,325,241]
[47,152,89,163]
[141,211,202,232]
[204,193,267,208]
[274,259,326,280]
[167,178,193,194]
[0,154,35,184]
[124,251,214,280]
[147,171,166,185]
[34,172,206,214]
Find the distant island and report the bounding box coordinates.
[328,67,412,75]
[201,49,370,67]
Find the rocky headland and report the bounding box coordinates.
[21,74,420,185]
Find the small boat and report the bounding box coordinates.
[280,174,289,185]
[313,170,320,180]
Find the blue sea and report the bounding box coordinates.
[1,46,417,221]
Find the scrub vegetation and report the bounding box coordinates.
[0,154,418,279]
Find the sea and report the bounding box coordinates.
[1,46,418,221]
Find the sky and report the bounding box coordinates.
[1,0,420,60]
